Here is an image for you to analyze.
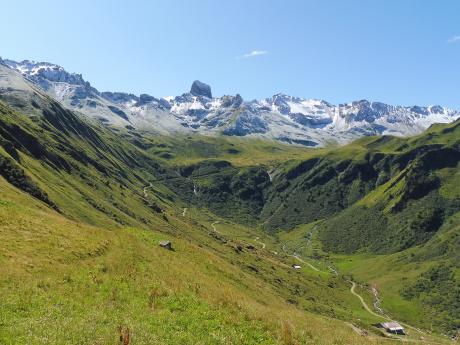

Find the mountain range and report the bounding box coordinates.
[0,56,459,344]
[2,58,459,146]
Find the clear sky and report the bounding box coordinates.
[2,0,459,108]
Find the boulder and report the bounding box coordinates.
[159,240,172,250]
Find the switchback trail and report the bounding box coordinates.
[254,237,266,249]
[182,208,187,217]
[143,183,153,198]
[211,221,221,234]
[208,220,434,343]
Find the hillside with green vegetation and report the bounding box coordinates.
[261,121,460,336]
[0,90,408,344]
[3,175,383,345]
[0,69,459,343]
[162,118,460,336]
[317,122,460,254]
[317,124,460,332]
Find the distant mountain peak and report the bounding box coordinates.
[190,80,212,98]
[1,57,459,147]
[3,59,90,91]
[4,59,64,76]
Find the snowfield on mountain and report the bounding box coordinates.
[2,58,458,147]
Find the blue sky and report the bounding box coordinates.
[2,0,459,107]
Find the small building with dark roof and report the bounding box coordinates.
[380,322,405,335]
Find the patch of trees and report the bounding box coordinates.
[402,264,460,333]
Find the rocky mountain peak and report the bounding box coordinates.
[190,80,212,98]
[2,57,459,147]
[3,59,91,92]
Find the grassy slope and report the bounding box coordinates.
[0,75,458,342]
[0,176,401,345]
[0,97,404,344]
[270,121,460,335]
[127,117,460,338]
[263,120,460,236]
[141,132,322,168]
[320,122,460,333]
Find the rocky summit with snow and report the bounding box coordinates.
[2,58,459,146]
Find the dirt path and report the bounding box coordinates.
[280,239,321,272]
[350,282,432,342]
[143,183,153,198]
[280,226,428,339]
[292,254,320,272]
[207,220,434,343]
[211,221,221,234]
[351,281,385,319]
[182,208,187,217]
[254,237,266,249]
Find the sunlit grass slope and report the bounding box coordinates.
[0,177,402,345]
